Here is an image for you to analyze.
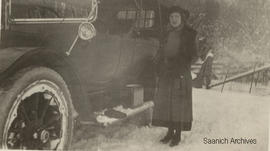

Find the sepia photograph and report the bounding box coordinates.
[0,0,269,150]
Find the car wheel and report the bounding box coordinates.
[0,67,73,150]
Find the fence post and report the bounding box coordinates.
[249,64,257,93]
[221,70,229,93]
[263,69,270,86]
[255,72,260,87]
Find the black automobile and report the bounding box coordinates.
[0,0,169,149]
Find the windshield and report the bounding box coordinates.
[7,0,97,24]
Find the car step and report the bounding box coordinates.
[80,101,154,127]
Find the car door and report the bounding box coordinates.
[120,0,161,86]
[71,0,161,93]
[70,0,136,92]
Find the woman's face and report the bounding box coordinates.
[169,12,182,28]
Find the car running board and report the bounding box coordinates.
[80,101,154,127]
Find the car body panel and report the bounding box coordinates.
[0,0,163,118]
[0,47,37,74]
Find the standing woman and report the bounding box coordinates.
[152,6,198,147]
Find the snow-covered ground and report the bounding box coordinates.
[211,81,270,96]
[72,89,269,151]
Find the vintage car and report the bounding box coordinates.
[0,0,169,149]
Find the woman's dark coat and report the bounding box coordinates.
[152,25,197,130]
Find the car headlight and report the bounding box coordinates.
[78,22,96,40]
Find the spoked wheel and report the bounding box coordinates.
[0,67,73,150]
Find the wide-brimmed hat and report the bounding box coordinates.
[168,6,190,20]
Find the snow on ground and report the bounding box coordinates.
[211,81,270,96]
[72,89,269,151]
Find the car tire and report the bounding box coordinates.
[0,67,73,150]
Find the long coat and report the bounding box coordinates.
[152,25,197,130]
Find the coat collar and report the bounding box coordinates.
[167,23,185,33]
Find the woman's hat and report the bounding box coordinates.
[168,6,190,20]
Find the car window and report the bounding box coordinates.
[117,9,155,28]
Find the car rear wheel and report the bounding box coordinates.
[0,67,73,150]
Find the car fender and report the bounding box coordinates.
[0,47,36,74]
[0,47,92,121]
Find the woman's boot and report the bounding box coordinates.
[170,128,181,147]
[160,127,174,144]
